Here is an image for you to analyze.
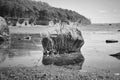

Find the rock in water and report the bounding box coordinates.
[0,16,10,49]
[42,27,84,67]
[106,40,118,43]
[110,52,120,60]
[117,30,120,32]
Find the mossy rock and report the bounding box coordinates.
[0,16,10,49]
[42,27,84,66]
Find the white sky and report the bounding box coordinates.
[34,0,120,23]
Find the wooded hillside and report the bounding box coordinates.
[0,0,91,25]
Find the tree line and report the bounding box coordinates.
[0,0,91,25]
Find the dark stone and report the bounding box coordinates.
[0,16,10,49]
[117,30,120,32]
[109,24,112,26]
[110,52,120,60]
[42,27,84,66]
[0,36,4,45]
[106,40,118,43]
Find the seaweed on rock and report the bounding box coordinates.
[42,27,85,67]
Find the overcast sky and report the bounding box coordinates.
[35,0,120,23]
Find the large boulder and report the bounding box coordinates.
[42,27,84,67]
[0,16,10,49]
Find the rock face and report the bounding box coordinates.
[42,27,84,67]
[0,16,10,49]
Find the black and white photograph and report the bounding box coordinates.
[0,0,120,80]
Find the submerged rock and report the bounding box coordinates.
[0,16,10,49]
[42,27,84,67]
[117,30,120,32]
[106,40,118,43]
[110,52,120,60]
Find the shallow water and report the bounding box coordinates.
[0,50,43,67]
[0,33,43,67]
[0,26,120,73]
[81,31,120,73]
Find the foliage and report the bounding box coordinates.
[0,0,91,25]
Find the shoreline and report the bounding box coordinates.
[1,24,120,79]
[0,65,120,80]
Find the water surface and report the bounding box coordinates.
[0,25,120,73]
[81,30,120,73]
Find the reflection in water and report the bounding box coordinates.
[0,49,30,63]
[0,33,43,67]
[1,30,120,72]
[0,49,43,67]
[0,33,85,69]
[0,49,84,70]
[0,49,9,63]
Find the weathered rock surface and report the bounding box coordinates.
[0,16,10,49]
[42,27,84,66]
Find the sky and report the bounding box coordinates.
[34,0,120,23]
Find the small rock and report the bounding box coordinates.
[106,40,118,43]
[117,30,120,32]
[110,52,120,60]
